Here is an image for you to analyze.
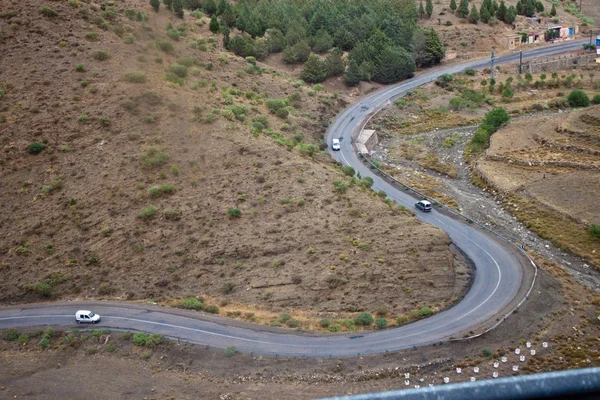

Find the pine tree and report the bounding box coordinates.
[550,4,556,17]
[468,4,480,23]
[163,0,172,12]
[457,0,469,18]
[516,0,523,15]
[326,48,346,77]
[344,59,362,86]
[536,1,544,13]
[491,0,499,13]
[505,5,517,24]
[419,0,425,19]
[373,46,415,84]
[496,0,507,21]
[173,0,183,18]
[450,0,457,13]
[480,5,491,23]
[209,15,220,33]
[524,0,535,17]
[426,0,433,18]
[150,0,160,13]
[300,54,328,83]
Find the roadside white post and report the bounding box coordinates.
[530,349,536,356]
[474,367,479,374]
[443,377,450,384]
[456,368,462,374]
[493,372,499,378]
[520,355,526,362]
[501,356,508,363]
[470,377,476,382]
[513,365,519,372]
[515,348,521,355]
[493,362,499,368]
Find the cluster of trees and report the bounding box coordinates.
[164,0,444,86]
[450,0,518,25]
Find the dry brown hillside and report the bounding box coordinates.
[475,106,600,268]
[0,0,470,327]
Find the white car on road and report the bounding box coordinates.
[75,310,101,324]
[332,138,341,151]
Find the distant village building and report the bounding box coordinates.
[494,14,578,49]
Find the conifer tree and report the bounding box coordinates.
[550,4,556,17]
[173,0,183,18]
[468,3,480,23]
[481,5,491,23]
[419,0,425,19]
[426,0,433,18]
[150,0,160,13]
[450,0,457,13]
[209,15,220,33]
[457,0,470,18]
[496,0,507,21]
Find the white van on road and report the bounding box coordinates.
[75,310,101,324]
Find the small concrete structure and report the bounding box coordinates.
[496,34,522,50]
[356,129,378,155]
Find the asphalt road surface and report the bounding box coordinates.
[0,40,587,356]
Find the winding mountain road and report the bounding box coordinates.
[0,40,587,356]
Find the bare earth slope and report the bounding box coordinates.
[0,1,468,325]
[475,108,600,267]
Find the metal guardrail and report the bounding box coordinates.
[323,367,600,400]
[353,96,538,342]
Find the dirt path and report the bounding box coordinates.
[373,112,600,292]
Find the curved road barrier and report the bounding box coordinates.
[0,40,587,356]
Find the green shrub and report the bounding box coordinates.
[169,64,188,78]
[27,142,46,154]
[177,56,197,67]
[341,166,355,177]
[355,312,374,326]
[204,305,219,314]
[183,297,204,310]
[591,224,600,239]
[224,346,238,357]
[40,337,50,348]
[2,328,21,341]
[146,334,163,347]
[18,334,30,345]
[265,98,288,113]
[396,316,408,324]
[125,71,146,83]
[319,319,331,328]
[122,332,133,340]
[483,348,492,357]
[279,313,292,323]
[567,90,590,107]
[165,72,184,86]
[137,204,158,219]
[133,333,148,346]
[156,40,174,53]
[419,307,433,317]
[40,7,57,17]
[105,343,115,352]
[375,318,387,329]
[92,50,109,60]
[141,146,169,168]
[464,68,476,76]
[592,94,600,105]
[167,29,180,40]
[147,184,176,198]
[227,208,241,218]
[275,108,289,119]
[328,323,341,332]
[75,64,86,72]
[34,281,52,297]
[85,32,98,41]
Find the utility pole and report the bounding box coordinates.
[491,48,496,80]
[519,50,523,73]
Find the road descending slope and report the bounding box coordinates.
[0,40,586,356]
